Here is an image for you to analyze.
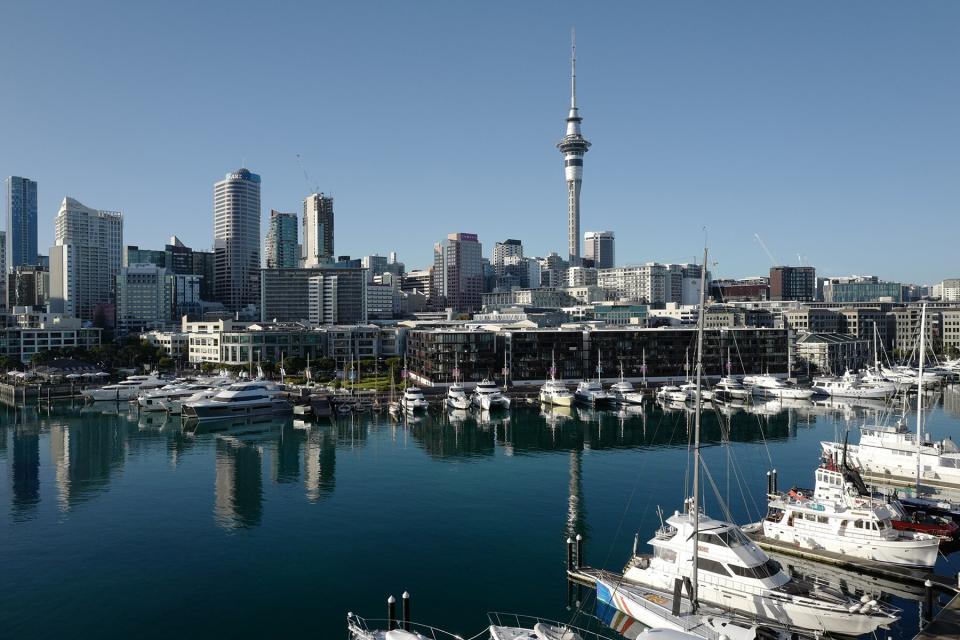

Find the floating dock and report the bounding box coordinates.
[914,593,960,640]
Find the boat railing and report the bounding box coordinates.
[486,612,620,640]
[347,613,469,640]
[654,525,678,540]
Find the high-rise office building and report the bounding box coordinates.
[265,210,298,269]
[361,254,389,282]
[492,239,523,276]
[556,37,590,263]
[8,265,49,309]
[0,231,5,309]
[432,232,483,313]
[302,193,334,267]
[116,263,200,335]
[213,168,261,311]
[5,176,38,270]
[584,231,614,269]
[769,266,817,302]
[259,266,367,324]
[49,197,123,321]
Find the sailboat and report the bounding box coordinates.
[610,249,898,637]
[821,303,960,491]
[388,365,401,418]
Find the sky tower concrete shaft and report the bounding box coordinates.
[556,31,591,263]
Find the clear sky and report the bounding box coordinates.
[1,2,957,283]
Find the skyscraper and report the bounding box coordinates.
[584,231,615,269]
[213,168,261,311]
[556,34,590,264]
[492,239,523,276]
[5,176,38,271]
[303,193,334,267]
[49,197,123,321]
[432,233,483,313]
[265,210,298,269]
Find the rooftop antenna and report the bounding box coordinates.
[570,27,577,109]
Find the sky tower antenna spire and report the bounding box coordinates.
[571,27,577,109]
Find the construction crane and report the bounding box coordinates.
[753,233,779,266]
[296,154,320,195]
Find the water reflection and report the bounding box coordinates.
[214,433,264,529]
[12,425,40,519]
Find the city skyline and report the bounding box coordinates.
[1,3,958,283]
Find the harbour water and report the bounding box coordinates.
[3,390,960,639]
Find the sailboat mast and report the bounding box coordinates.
[691,247,708,607]
[916,304,926,493]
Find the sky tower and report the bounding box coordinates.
[557,31,591,264]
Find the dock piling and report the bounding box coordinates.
[387,595,396,630]
[575,534,583,569]
[925,579,934,622]
[566,537,573,570]
[402,591,410,631]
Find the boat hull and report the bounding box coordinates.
[183,400,292,422]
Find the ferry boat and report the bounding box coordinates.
[401,387,429,412]
[446,382,471,410]
[82,374,167,402]
[747,464,940,567]
[472,379,510,410]
[811,370,894,399]
[182,381,291,421]
[743,375,814,400]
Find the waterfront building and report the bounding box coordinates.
[7,265,49,309]
[556,38,590,263]
[564,302,649,326]
[265,210,299,269]
[795,333,871,375]
[213,168,261,312]
[5,176,38,271]
[49,197,123,322]
[432,232,483,313]
[943,309,960,355]
[583,231,614,269]
[303,193,334,267]
[141,330,190,360]
[259,267,367,325]
[769,266,816,302]
[406,326,787,386]
[782,308,843,334]
[888,306,940,355]
[0,307,101,362]
[837,307,891,346]
[822,276,902,303]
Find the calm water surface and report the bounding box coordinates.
[3,388,960,639]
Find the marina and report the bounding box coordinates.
[2,387,960,638]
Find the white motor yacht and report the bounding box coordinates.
[573,380,614,407]
[139,383,217,412]
[182,381,291,421]
[656,384,680,400]
[609,372,644,406]
[622,506,897,636]
[402,387,429,412]
[811,370,894,399]
[446,382,471,410]
[162,386,224,415]
[472,378,510,410]
[711,376,751,401]
[746,463,939,567]
[744,375,814,400]
[82,374,167,402]
[540,379,573,406]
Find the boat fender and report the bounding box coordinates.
[848,604,861,613]
[860,594,870,603]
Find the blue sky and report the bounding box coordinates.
[1,2,957,283]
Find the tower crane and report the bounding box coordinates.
[753,233,779,266]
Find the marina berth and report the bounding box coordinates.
[609,374,644,406]
[573,380,614,407]
[743,375,814,400]
[812,370,896,399]
[710,376,751,402]
[446,381,471,410]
